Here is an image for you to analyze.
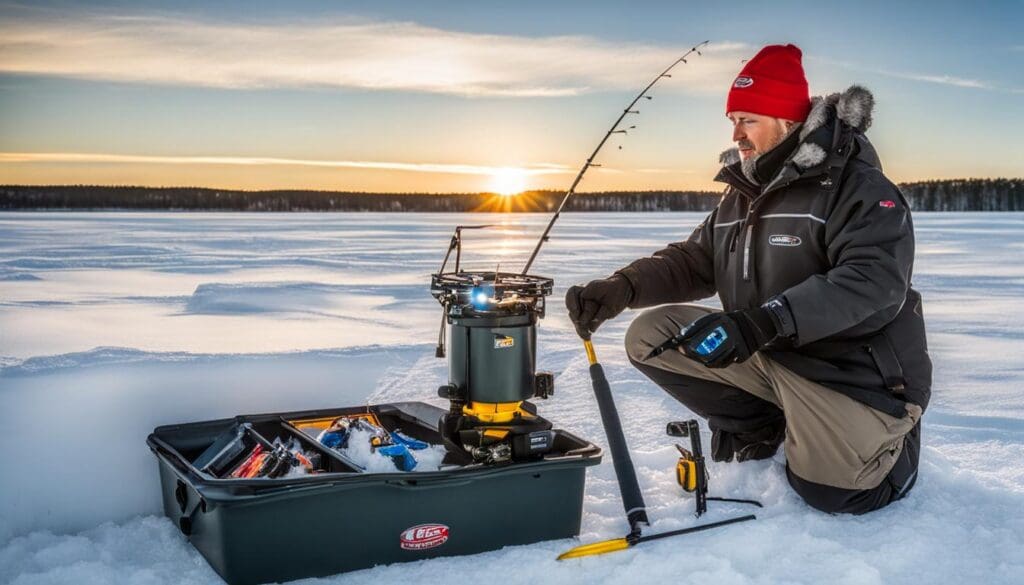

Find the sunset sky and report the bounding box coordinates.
[1,0,1021,193]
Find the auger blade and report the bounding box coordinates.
[556,537,630,560]
[557,515,757,561]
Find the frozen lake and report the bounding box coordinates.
[2,211,1023,584]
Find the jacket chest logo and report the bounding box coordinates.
[768,234,802,247]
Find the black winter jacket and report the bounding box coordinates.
[618,86,931,418]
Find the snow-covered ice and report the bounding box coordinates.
[1,211,1023,584]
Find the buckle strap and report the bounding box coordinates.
[866,333,907,393]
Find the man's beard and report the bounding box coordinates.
[740,152,761,185]
[739,125,799,185]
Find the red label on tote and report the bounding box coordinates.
[879,200,896,208]
[400,524,450,550]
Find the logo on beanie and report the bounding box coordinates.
[733,76,754,88]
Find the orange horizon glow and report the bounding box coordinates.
[473,191,551,213]
[0,153,725,193]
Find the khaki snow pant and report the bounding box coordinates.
[625,304,922,492]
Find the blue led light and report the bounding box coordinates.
[695,326,728,356]
[469,285,494,310]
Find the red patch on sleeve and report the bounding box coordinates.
[879,200,896,208]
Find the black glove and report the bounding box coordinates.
[565,274,634,339]
[678,307,778,368]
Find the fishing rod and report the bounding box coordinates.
[520,40,710,275]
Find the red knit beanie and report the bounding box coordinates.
[726,44,811,122]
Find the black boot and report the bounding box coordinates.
[710,417,786,463]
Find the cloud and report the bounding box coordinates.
[0,8,748,97]
[0,152,572,176]
[814,55,1013,92]
[885,72,992,89]
[873,68,1020,93]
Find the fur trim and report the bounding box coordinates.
[792,143,827,169]
[799,94,836,140]
[719,148,740,165]
[836,85,874,132]
[800,85,874,139]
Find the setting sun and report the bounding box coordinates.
[488,168,528,196]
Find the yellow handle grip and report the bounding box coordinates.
[583,339,597,366]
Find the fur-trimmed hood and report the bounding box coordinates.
[719,85,876,171]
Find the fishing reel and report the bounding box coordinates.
[431,226,557,463]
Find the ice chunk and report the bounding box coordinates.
[335,427,448,473]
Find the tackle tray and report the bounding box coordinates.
[147,401,601,585]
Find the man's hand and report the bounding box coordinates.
[565,274,634,339]
[679,307,778,368]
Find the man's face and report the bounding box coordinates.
[727,111,792,160]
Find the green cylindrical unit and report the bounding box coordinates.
[430,271,555,462]
[447,312,537,405]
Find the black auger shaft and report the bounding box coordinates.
[583,339,649,535]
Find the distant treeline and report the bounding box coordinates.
[1,178,1021,212]
[0,186,721,212]
[898,179,1024,211]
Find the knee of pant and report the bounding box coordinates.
[786,466,891,515]
[786,467,863,514]
[623,308,671,362]
[625,304,716,365]
[788,424,922,515]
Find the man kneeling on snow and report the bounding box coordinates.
[566,44,931,514]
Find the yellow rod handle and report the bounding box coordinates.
[583,339,597,366]
[557,537,630,560]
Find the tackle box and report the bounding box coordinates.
[147,401,601,584]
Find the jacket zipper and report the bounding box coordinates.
[729,198,745,253]
[743,224,753,280]
[722,172,758,282]
[730,195,752,253]
[742,199,756,281]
